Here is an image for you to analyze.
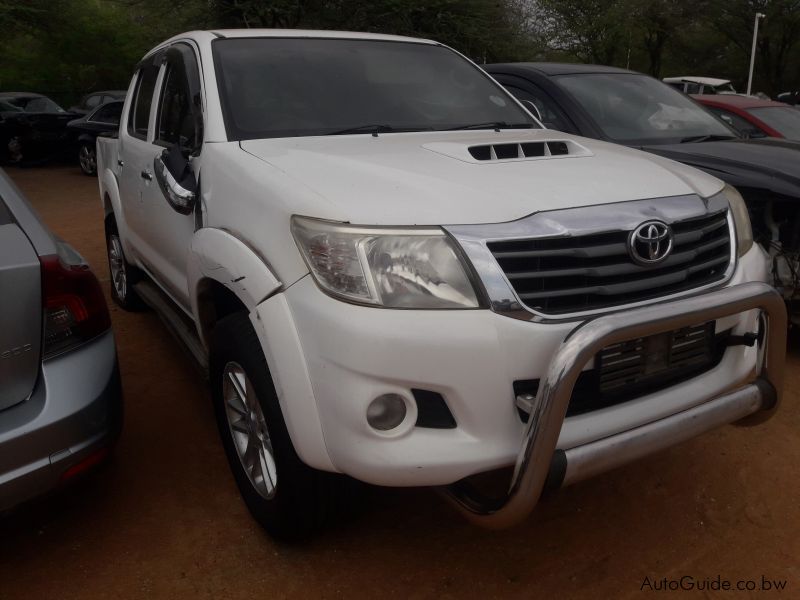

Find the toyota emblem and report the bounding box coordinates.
[629,220,673,265]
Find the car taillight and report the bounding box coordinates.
[40,255,111,359]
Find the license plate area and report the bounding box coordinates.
[597,321,716,394]
[513,321,727,421]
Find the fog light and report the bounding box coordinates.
[366,394,407,431]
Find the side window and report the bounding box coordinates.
[684,83,701,94]
[85,94,102,110]
[707,106,766,138]
[127,64,159,140]
[157,64,193,148]
[156,45,201,150]
[504,84,574,133]
[92,102,123,125]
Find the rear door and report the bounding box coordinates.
[0,201,41,411]
[118,59,161,257]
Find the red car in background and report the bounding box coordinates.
[694,94,800,141]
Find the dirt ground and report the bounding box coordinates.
[1,165,798,599]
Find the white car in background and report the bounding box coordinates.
[664,76,738,95]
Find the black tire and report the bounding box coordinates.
[210,312,337,541]
[78,143,97,176]
[104,216,147,311]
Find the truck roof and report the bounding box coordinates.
[153,29,437,54]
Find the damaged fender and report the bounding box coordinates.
[188,228,282,346]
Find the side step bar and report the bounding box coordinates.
[133,280,208,374]
[442,282,787,529]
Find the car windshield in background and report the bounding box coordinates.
[212,38,536,140]
[0,100,23,112]
[557,73,736,144]
[5,96,65,113]
[709,83,736,94]
[747,107,800,140]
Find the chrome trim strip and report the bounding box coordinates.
[445,194,736,323]
[440,281,786,529]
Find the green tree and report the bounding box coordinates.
[629,0,707,77]
[210,0,540,62]
[536,0,628,65]
[710,0,800,94]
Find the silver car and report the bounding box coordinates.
[0,169,121,511]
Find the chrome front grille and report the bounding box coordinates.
[486,210,732,315]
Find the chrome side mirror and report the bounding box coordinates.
[154,148,196,215]
[521,99,543,123]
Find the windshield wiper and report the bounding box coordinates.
[443,121,536,131]
[326,124,431,136]
[679,134,738,143]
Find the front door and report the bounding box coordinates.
[136,43,203,312]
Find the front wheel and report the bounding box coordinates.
[210,312,338,541]
[78,143,96,176]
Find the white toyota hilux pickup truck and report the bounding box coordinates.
[97,29,786,540]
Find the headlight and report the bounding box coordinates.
[718,184,753,257]
[291,216,481,309]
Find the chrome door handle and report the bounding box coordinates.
[117,159,124,167]
[140,170,152,181]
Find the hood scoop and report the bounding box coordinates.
[424,138,593,164]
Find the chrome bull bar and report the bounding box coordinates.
[442,282,787,529]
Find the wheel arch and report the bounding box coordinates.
[100,167,121,220]
[100,171,139,262]
[188,228,282,348]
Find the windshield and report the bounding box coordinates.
[0,100,23,112]
[212,38,536,140]
[747,106,800,140]
[5,96,65,113]
[557,73,736,144]
[714,83,736,94]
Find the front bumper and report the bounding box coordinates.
[0,331,122,512]
[443,281,785,528]
[255,244,780,493]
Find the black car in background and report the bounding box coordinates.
[67,100,123,175]
[69,90,126,115]
[0,92,77,165]
[486,62,800,322]
[777,92,799,106]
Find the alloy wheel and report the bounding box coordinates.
[108,234,127,300]
[79,145,96,174]
[222,361,278,500]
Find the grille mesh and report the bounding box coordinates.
[514,322,726,419]
[598,322,714,393]
[488,210,731,315]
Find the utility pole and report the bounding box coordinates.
[747,12,766,96]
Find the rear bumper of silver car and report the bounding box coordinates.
[0,331,122,512]
[442,282,786,529]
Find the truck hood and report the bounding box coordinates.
[240,130,722,225]
[641,138,800,200]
